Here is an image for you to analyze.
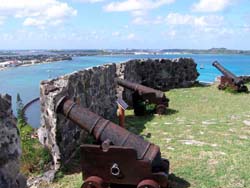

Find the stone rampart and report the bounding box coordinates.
[0,94,26,188]
[39,58,199,169]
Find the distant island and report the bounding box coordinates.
[1,48,250,70]
[159,48,250,55]
[48,48,250,55]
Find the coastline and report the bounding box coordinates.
[1,52,250,72]
[0,59,72,71]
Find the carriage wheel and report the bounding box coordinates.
[156,105,166,115]
[82,176,106,188]
[137,179,160,188]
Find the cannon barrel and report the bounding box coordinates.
[116,78,166,99]
[116,78,169,115]
[212,61,243,85]
[56,97,165,171]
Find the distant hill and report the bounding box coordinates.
[1,48,250,56]
[160,48,250,55]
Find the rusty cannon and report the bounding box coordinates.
[56,97,170,188]
[212,61,248,92]
[115,78,169,115]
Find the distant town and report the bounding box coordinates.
[0,53,72,70]
[1,48,250,70]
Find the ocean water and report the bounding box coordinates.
[0,54,249,127]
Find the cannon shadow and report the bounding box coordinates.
[168,174,190,188]
[125,108,178,136]
[166,108,179,115]
[125,114,154,136]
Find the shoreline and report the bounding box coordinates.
[0,59,72,71]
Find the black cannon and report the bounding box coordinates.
[56,97,170,188]
[116,78,169,115]
[212,61,248,92]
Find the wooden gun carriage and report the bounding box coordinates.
[212,61,248,92]
[56,97,170,188]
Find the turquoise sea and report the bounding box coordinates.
[0,54,250,127]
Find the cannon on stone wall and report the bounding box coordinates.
[115,78,169,115]
[212,61,248,92]
[56,97,169,188]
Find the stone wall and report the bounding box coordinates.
[0,94,26,188]
[116,58,199,104]
[38,64,117,170]
[240,75,250,83]
[39,58,199,170]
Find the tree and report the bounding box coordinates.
[16,93,27,127]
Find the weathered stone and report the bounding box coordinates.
[239,75,250,83]
[243,120,250,126]
[39,58,199,170]
[39,64,117,170]
[116,58,199,104]
[27,169,56,188]
[0,94,26,188]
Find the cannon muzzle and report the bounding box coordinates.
[212,61,243,85]
[212,61,248,92]
[115,78,166,99]
[115,78,169,115]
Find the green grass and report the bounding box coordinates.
[52,84,250,188]
[18,122,51,176]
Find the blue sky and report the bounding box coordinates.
[0,0,250,49]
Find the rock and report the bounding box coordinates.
[27,170,56,188]
[180,140,206,146]
[202,120,216,125]
[167,147,175,150]
[0,94,26,188]
[239,135,248,140]
[239,75,250,83]
[180,139,218,147]
[164,122,173,125]
[243,120,250,126]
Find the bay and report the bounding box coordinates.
[0,54,249,128]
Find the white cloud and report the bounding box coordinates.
[0,16,5,25]
[104,0,175,12]
[112,31,121,37]
[162,29,176,39]
[76,0,105,3]
[242,24,250,32]
[132,10,147,17]
[192,0,231,12]
[1,33,14,40]
[132,16,164,25]
[23,18,47,27]
[166,13,224,27]
[132,17,148,24]
[0,0,77,27]
[126,33,136,40]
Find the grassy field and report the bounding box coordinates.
[51,84,250,188]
